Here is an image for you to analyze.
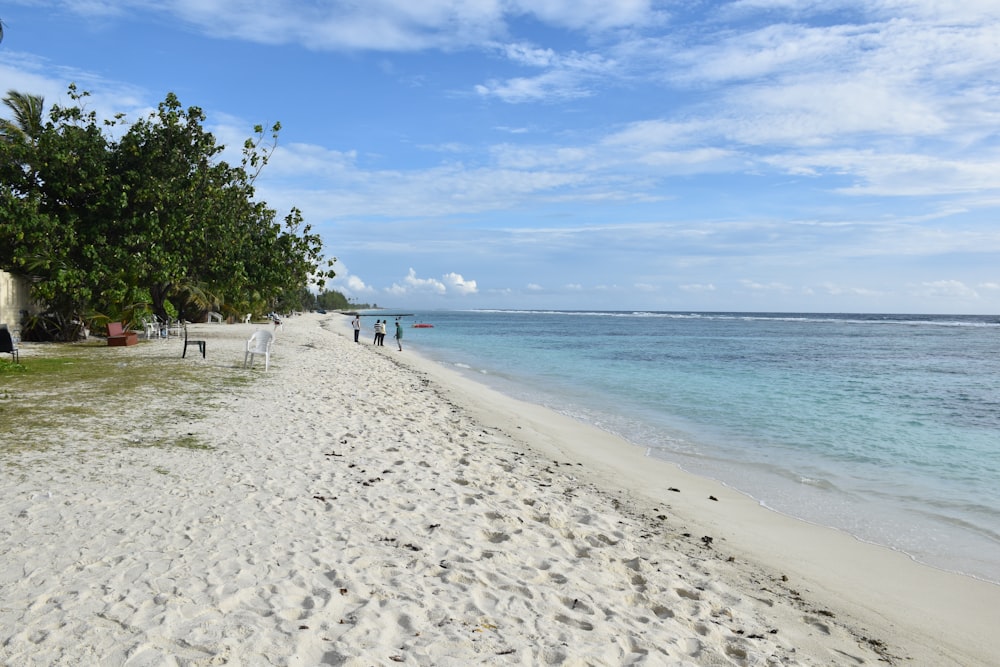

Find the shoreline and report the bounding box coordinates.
[364,316,1000,665]
[2,313,998,665]
[438,363,1000,587]
[401,313,1000,587]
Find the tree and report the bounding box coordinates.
[0,85,336,339]
[0,87,116,339]
[317,289,367,311]
[114,99,334,322]
[0,91,45,143]
[113,93,235,320]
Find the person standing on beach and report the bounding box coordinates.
[352,314,361,343]
[395,319,403,351]
[373,320,381,345]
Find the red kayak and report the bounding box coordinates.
[411,323,434,328]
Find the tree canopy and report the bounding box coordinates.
[316,289,371,311]
[0,86,335,339]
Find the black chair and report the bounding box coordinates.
[0,325,19,363]
[182,323,206,359]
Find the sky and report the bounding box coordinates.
[2,1,1000,314]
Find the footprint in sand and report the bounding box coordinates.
[724,643,748,660]
[804,615,831,635]
[554,613,595,631]
[651,604,674,619]
[584,533,618,548]
[482,530,510,544]
[676,587,701,601]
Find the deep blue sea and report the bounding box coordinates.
[378,310,1000,583]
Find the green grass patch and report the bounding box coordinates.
[0,360,27,374]
[124,433,214,451]
[174,435,213,450]
[0,342,248,454]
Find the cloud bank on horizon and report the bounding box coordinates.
[2,0,1000,313]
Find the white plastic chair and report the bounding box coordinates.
[243,313,252,324]
[244,330,274,370]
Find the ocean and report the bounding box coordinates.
[381,310,1000,584]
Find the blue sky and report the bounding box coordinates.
[2,1,999,314]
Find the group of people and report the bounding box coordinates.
[352,315,403,351]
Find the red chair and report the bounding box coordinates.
[107,322,138,346]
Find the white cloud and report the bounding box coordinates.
[61,1,128,18]
[345,275,374,293]
[69,0,656,52]
[602,119,709,150]
[502,43,558,68]
[475,43,617,103]
[820,282,886,297]
[388,268,447,296]
[442,272,478,295]
[0,53,148,130]
[619,11,1000,173]
[913,280,980,300]
[490,144,592,170]
[637,147,741,172]
[383,268,477,297]
[474,70,592,103]
[721,77,947,145]
[268,143,360,179]
[35,0,1000,213]
[669,22,860,85]
[258,160,591,220]
[329,261,375,298]
[762,149,1000,197]
[680,283,716,292]
[741,279,793,292]
[516,0,655,31]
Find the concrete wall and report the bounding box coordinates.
[0,269,37,332]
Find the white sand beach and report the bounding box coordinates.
[2,313,998,666]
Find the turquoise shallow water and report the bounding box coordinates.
[376,310,1000,583]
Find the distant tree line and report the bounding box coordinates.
[315,289,372,311]
[0,85,335,340]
